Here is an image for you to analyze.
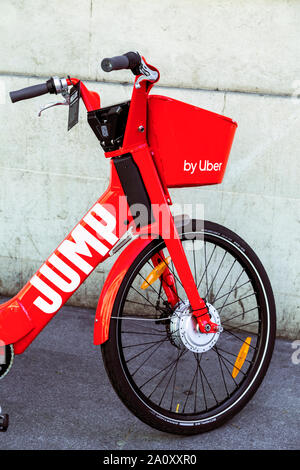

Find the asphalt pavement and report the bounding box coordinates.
[0,301,299,450]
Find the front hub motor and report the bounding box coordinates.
[169,301,222,353]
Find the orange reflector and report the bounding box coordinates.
[140,256,171,290]
[232,337,252,378]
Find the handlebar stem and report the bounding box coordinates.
[66,78,100,112]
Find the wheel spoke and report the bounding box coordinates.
[197,243,217,291]
[123,338,168,349]
[140,350,188,390]
[158,355,181,407]
[225,320,260,333]
[213,280,251,303]
[213,261,239,303]
[131,338,168,377]
[182,362,198,413]
[215,345,230,397]
[129,285,166,316]
[170,349,182,411]
[196,354,208,411]
[121,330,166,336]
[221,306,258,325]
[214,345,252,364]
[205,250,227,300]
[218,293,257,311]
[212,347,239,386]
[126,337,168,364]
[151,351,184,404]
[212,348,247,376]
[195,354,219,405]
[222,328,256,350]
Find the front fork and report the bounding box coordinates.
[151,226,219,334]
[132,145,219,335]
[164,219,219,334]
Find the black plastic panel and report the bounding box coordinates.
[113,154,154,228]
[87,101,130,152]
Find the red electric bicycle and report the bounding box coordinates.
[0,52,276,435]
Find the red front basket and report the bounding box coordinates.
[147,95,237,188]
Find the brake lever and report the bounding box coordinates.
[38,90,70,117]
[135,58,159,89]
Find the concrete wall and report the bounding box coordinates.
[0,0,299,338]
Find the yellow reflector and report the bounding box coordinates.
[140,256,171,290]
[176,403,180,413]
[232,337,252,378]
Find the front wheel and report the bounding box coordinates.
[101,220,276,435]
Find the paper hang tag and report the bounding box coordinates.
[68,81,81,131]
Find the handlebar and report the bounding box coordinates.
[9,80,55,103]
[101,51,141,75]
[9,51,157,108]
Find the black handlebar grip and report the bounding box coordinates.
[101,52,141,75]
[101,55,129,72]
[9,83,49,103]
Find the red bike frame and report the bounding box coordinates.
[0,58,217,355]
